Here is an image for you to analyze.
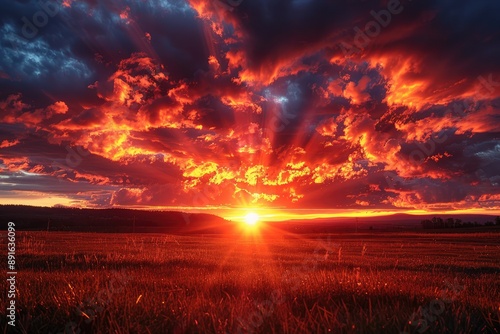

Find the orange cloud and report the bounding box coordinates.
[344,75,371,104]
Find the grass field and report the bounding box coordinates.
[2,230,500,333]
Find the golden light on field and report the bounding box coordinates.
[243,212,260,226]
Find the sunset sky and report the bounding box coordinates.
[0,0,499,219]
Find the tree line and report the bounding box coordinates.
[421,216,500,229]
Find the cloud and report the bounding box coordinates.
[0,0,498,212]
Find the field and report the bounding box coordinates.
[2,230,500,333]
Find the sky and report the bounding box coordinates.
[0,0,499,218]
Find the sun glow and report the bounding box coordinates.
[244,212,260,226]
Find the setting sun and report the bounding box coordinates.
[244,212,260,226]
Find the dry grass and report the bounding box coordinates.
[1,231,499,333]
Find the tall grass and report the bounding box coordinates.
[1,231,499,333]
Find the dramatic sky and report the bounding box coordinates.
[0,0,499,216]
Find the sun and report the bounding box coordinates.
[244,212,260,226]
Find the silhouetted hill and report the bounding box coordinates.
[1,206,498,234]
[271,213,500,232]
[0,205,231,233]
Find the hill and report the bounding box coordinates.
[0,205,231,233]
[270,213,500,232]
[1,205,498,233]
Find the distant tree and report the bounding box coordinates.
[446,218,455,228]
[495,216,500,226]
[485,221,494,226]
[432,217,444,228]
[421,219,433,229]
[454,218,462,228]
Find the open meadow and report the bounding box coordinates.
[2,231,500,333]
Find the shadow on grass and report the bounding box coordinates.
[18,253,223,272]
